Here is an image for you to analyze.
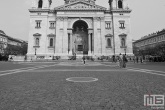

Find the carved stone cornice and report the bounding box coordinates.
[29,9,50,13]
[63,17,68,21]
[55,9,105,12]
[56,16,68,21]
[49,10,55,13]
[67,28,73,30]
[54,0,106,11]
[88,28,93,30]
[112,9,132,13]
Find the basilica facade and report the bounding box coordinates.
[27,0,133,59]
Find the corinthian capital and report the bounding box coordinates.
[56,17,64,21]
[93,17,100,21]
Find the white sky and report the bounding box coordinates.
[0,0,165,41]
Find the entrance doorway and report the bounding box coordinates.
[72,20,88,55]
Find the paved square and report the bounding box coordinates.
[0,61,165,110]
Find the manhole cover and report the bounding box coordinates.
[66,77,98,82]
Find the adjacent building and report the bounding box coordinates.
[133,29,165,50]
[8,36,23,47]
[0,30,27,55]
[27,0,133,59]
[0,30,8,54]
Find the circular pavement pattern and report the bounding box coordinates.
[66,77,98,82]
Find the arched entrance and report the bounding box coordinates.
[72,20,88,55]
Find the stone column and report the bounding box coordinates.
[63,17,68,55]
[91,33,94,55]
[69,33,73,55]
[88,33,91,56]
[100,17,106,55]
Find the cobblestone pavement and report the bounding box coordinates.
[0,61,165,110]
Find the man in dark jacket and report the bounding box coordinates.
[123,54,128,68]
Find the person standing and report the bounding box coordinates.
[82,56,86,65]
[136,56,139,63]
[133,56,135,63]
[119,53,123,68]
[140,56,143,63]
[10,56,13,61]
[123,54,128,68]
[112,55,116,63]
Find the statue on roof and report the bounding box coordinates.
[49,0,52,5]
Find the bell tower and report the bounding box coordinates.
[109,0,133,55]
[31,0,52,9]
[111,0,129,10]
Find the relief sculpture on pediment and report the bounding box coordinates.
[56,2,106,10]
[71,3,91,9]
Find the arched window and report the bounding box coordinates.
[50,38,53,47]
[121,38,125,47]
[118,0,123,9]
[107,38,111,47]
[36,38,39,46]
[38,0,43,8]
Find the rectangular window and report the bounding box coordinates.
[49,21,55,29]
[105,22,111,29]
[119,20,125,29]
[120,23,125,28]
[35,20,42,28]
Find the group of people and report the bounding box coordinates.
[118,53,128,68]
[133,56,143,63]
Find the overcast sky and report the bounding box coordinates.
[0,0,165,41]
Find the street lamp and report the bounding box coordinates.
[124,48,126,55]
[34,48,37,60]
[35,48,37,55]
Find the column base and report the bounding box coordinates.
[88,51,92,56]
[69,51,72,55]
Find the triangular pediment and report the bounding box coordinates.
[33,33,41,36]
[119,33,127,36]
[55,1,106,11]
[105,34,113,37]
[47,33,56,37]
